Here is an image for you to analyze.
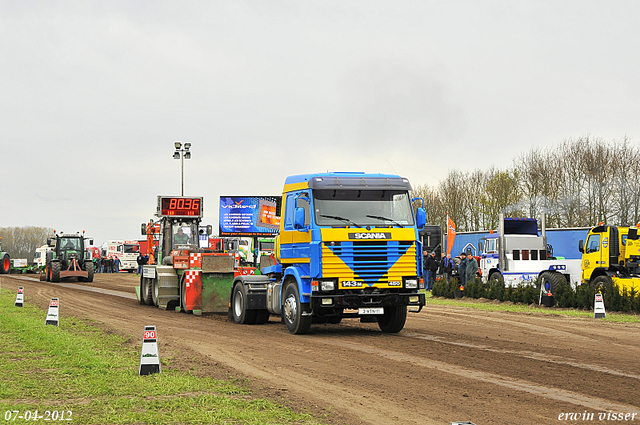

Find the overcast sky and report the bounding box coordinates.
[1,1,639,246]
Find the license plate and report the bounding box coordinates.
[358,307,383,315]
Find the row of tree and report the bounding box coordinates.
[412,135,640,232]
[0,227,53,262]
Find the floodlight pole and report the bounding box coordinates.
[173,142,191,196]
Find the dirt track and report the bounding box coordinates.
[3,273,640,425]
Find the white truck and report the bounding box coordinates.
[479,214,582,293]
[102,240,141,272]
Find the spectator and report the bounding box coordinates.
[465,249,479,284]
[425,251,439,290]
[136,252,145,275]
[106,256,113,273]
[440,253,453,279]
[458,252,468,288]
[95,256,102,274]
[422,250,429,286]
[114,256,121,273]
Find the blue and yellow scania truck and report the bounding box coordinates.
[230,172,427,334]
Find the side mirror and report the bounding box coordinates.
[294,207,306,230]
[47,238,52,246]
[207,225,212,236]
[478,241,484,253]
[578,240,584,253]
[141,223,147,235]
[416,207,426,229]
[89,239,94,246]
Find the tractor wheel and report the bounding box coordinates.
[46,264,51,282]
[377,305,408,333]
[180,274,191,314]
[151,278,159,306]
[232,283,257,324]
[282,283,311,334]
[51,262,61,282]
[139,275,147,305]
[85,261,94,282]
[142,277,154,305]
[0,254,9,274]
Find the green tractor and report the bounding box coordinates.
[0,237,9,274]
[43,231,94,283]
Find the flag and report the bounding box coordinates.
[446,216,456,256]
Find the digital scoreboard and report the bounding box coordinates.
[156,196,203,218]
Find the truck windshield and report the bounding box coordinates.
[313,189,415,227]
[124,244,139,253]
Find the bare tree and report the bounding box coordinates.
[0,227,53,262]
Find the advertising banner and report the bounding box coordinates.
[219,196,282,236]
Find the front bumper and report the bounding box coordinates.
[310,292,425,313]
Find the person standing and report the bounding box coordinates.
[465,249,479,285]
[425,251,439,290]
[114,256,121,273]
[136,252,144,275]
[458,252,468,288]
[95,256,102,274]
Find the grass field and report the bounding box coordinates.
[0,289,324,425]
[424,291,640,323]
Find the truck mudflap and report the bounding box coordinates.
[310,292,425,313]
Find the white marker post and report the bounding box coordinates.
[594,293,606,319]
[45,298,59,326]
[139,325,161,375]
[15,286,24,307]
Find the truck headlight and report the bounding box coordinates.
[321,280,335,291]
[404,279,418,289]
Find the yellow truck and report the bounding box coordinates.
[578,224,640,294]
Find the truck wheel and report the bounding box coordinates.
[540,271,564,294]
[488,271,503,284]
[282,283,311,334]
[377,306,407,333]
[151,278,159,306]
[0,254,9,274]
[591,275,612,297]
[51,262,61,282]
[85,261,94,282]
[232,283,257,324]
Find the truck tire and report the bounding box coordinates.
[232,283,257,324]
[282,283,311,334]
[540,271,564,294]
[0,254,9,274]
[85,261,94,282]
[151,278,159,306]
[488,271,502,284]
[51,262,61,282]
[591,275,612,298]
[377,305,407,333]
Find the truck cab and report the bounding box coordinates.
[233,172,427,334]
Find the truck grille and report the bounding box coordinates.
[322,241,417,284]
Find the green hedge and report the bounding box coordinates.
[431,275,640,313]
